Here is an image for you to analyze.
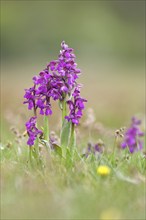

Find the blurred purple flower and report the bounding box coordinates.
[65,87,87,125]
[85,142,104,157]
[25,116,42,146]
[121,117,144,153]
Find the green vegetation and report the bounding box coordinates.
[1,134,145,219]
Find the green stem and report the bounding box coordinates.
[62,98,67,124]
[34,137,39,156]
[44,115,49,142]
[70,123,76,153]
[112,136,118,159]
[29,147,32,165]
[60,98,67,158]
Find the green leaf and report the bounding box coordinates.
[60,119,71,157]
[53,144,62,157]
[44,115,49,142]
[70,125,76,149]
[73,149,81,162]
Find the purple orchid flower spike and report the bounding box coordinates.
[25,116,42,146]
[24,41,87,148]
[65,87,87,125]
[121,117,144,153]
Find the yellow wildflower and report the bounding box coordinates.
[97,165,111,176]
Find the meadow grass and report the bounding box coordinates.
[1,127,145,219]
[1,63,145,220]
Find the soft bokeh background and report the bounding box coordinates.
[1,1,145,220]
[1,1,145,137]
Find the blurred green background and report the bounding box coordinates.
[1,0,145,140]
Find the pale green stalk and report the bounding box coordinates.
[44,115,49,142]
[29,147,34,168]
[60,98,67,158]
[60,97,75,159]
[34,137,39,156]
[70,123,76,156]
[62,98,67,124]
[29,147,32,163]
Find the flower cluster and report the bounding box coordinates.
[121,117,144,153]
[24,41,87,146]
[24,41,82,116]
[25,117,42,146]
[65,87,87,125]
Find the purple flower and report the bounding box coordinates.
[121,117,144,153]
[56,41,81,91]
[85,142,104,157]
[65,87,87,125]
[25,116,42,146]
[94,144,103,153]
[24,71,53,115]
[23,86,36,110]
[24,41,84,117]
[23,41,87,147]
